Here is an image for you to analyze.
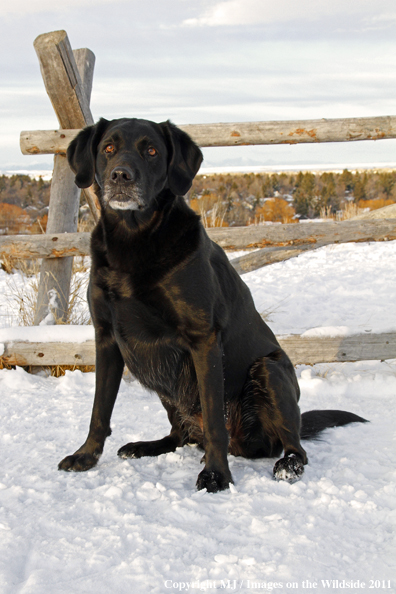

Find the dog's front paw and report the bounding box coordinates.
[273,454,304,483]
[117,442,146,459]
[196,468,233,493]
[58,453,98,472]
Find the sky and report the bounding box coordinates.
[1,0,396,172]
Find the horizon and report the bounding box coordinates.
[2,162,396,182]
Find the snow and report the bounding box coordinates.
[38,288,61,326]
[0,241,395,593]
[240,241,396,336]
[300,326,354,337]
[0,325,94,343]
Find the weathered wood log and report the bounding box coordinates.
[33,31,96,324]
[20,115,396,155]
[73,48,95,110]
[34,31,94,130]
[0,232,91,260]
[33,156,81,323]
[227,219,396,272]
[82,186,101,224]
[181,116,396,146]
[231,243,328,273]
[207,219,396,249]
[1,341,95,367]
[1,220,395,267]
[20,129,78,155]
[73,49,100,224]
[279,332,396,365]
[1,331,394,367]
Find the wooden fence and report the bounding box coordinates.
[1,28,396,367]
[1,326,395,367]
[1,219,395,272]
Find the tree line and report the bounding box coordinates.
[0,170,395,233]
[188,169,396,226]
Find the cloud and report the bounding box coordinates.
[0,0,127,17]
[184,0,396,27]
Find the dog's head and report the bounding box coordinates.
[67,118,203,214]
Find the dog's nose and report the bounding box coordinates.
[110,167,135,183]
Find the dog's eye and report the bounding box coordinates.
[104,144,115,154]
[147,147,157,157]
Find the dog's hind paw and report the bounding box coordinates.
[58,453,98,472]
[196,468,233,493]
[273,454,304,483]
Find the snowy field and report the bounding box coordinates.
[0,241,395,594]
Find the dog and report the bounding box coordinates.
[59,117,367,492]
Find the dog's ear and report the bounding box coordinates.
[67,118,110,188]
[160,121,203,196]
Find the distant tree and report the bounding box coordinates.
[318,172,340,214]
[271,173,280,193]
[378,171,395,198]
[256,198,296,224]
[293,172,316,217]
[353,172,367,202]
[339,169,354,192]
[261,175,273,197]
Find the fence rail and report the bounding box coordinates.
[1,219,395,273]
[20,115,396,155]
[1,328,395,367]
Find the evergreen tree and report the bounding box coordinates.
[293,172,316,217]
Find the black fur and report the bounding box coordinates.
[58,117,367,491]
[300,409,368,440]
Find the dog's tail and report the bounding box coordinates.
[300,409,368,440]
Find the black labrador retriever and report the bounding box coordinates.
[59,117,366,492]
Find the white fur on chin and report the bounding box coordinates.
[108,199,140,211]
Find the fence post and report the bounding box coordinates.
[33,31,95,325]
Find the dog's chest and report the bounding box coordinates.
[91,262,205,402]
[94,264,191,345]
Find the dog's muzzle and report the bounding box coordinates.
[105,166,146,211]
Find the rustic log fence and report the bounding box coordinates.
[1,219,395,270]
[1,326,395,368]
[1,28,395,367]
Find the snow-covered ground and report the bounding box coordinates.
[0,241,395,594]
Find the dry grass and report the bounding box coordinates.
[67,258,92,326]
[260,295,290,324]
[0,360,15,371]
[31,364,95,378]
[3,259,40,326]
[190,194,228,228]
[0,360,95,377]
[4,257,91,327]
[339,202,364,220]
[320,197,395,221]
[320,203,365,221]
